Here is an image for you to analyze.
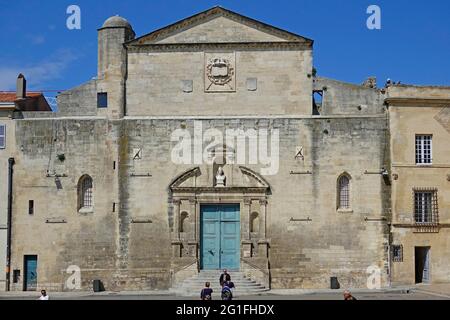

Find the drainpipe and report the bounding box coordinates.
[5,158,15,291]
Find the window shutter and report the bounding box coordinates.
[0,124,5,149]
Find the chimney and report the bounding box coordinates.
[16,73,26,99]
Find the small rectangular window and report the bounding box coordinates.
[13,270,20,283]
[392,245,403,262]
[0,124,6,149]
[28,200,34,215]
[97,92,108,108]
[415,135,432,165]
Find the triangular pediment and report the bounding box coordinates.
[127,6,313,45]
[169,166,270,191]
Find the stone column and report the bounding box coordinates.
[259,199,267,239]
[242,198,253,258]
[189,198,197,241]
[243,198,252,240]
[258,199,268,258]
[188,198,198,258]
[172,199,182,258]
[173,199,181,239]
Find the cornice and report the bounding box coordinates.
[171,186,268,194]
[126,6,313,46]
[385,97,450,107]
[126,41,312,52]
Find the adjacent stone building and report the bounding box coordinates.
[387,85,450,285]
[0,76,51,291]
[2,7,449,292]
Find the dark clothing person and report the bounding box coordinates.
[201,288,213,300]
[221,284,233,301]
[344,291,357,300]
[219,273,231,286]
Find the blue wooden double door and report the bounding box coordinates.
[201,204,240,270]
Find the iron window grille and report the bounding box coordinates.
[391,245,403,262]
[414,188,438,225]
[338,175,350,209]
[78,176,93,210]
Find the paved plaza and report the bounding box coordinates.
[1,286,449,300]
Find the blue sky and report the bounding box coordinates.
[0,0,449,94]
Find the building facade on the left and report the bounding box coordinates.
[0,75,51,290]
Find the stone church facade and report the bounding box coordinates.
[3,7,449,291]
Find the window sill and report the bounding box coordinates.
[337,208,353,214]
[78,207,94,214]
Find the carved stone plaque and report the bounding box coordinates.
[204,52,236,92]
[435,107,450,134]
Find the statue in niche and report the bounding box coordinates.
[215,166,226,187]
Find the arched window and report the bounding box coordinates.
[338,174,351,209]
[78,175,93,211]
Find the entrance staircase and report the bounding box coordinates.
[172,270,269,297]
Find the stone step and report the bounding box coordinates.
[184,277,252,282]
[178,281,264,288]
[172,271,268,296]
[171,288,269,297]
[175,287,267,293]
[177,285,266,291]
[180,279,261,283]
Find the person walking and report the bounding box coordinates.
[219,269,231,286]
[200,282,213,300]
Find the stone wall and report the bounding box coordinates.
[126,48,313,117]
[57,80,98,116]
[315,77,386,116]
[154,16,289,44]
[9,112,389,291]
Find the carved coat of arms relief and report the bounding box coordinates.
[204,52,236,92]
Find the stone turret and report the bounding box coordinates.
[97,15,135,118]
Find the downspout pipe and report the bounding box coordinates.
[6,157,15,291]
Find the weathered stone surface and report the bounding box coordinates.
[388,86,450,285]
[4,7,449,293]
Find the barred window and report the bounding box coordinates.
[78,175,93,211]
[338,174,350,209]
[415,135,432,165]
[414,190,438,224]
[392,245,403,262]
